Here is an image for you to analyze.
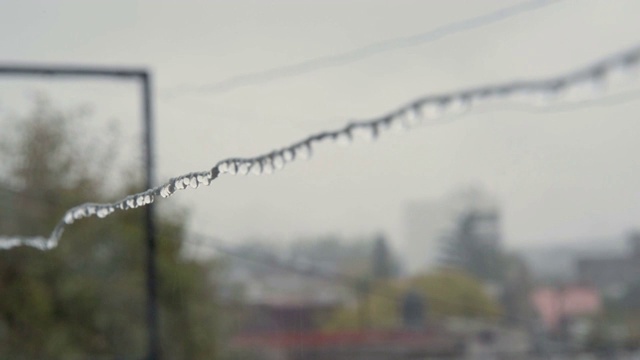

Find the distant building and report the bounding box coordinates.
[530,286,601,333]
[221,254,352,307]
[403,187,502,274]
[576,232,640,299]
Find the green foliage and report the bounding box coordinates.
[0,98,219,359]
[322,269,501,331]
[411,269,501,318]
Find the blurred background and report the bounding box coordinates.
[2,0,640,359]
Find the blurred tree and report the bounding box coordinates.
[371,234,395,280]
[0,98,219,359]
[322,269,501,331]
[439,209,505,282]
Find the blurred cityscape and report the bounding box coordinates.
[1,98,640,359]
[2,1,640,359]
[201,188,640,360]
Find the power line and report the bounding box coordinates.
[1,43,639,251]
[162,0,559,98]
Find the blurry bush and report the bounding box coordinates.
[0,97,220,359]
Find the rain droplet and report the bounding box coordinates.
[562,76,602,102]
[399,108,420,129]
[443,96,470,115]
[282,149,295,162]
[262,158,274,175]
[418,101,444,121]
[126,198,135,209]
[388,115,407,133]
[228,161,238,175]
[64,212,74,224]
[86,206,96,216]
[238,161,250,175]
[250,160,263,175]
[160,185,173,198]
[294,143,311,160]
[73,208,86,219]
[175,179,186,190]
[136,196,145,206]
[378,117,394,133]
[218,161,229,174]
[351,124,378,142]
[144,194,153,204]
[44,239,57,250]
[510,87,536,105]
[189,176,199,189]
[97,208,110,218]
[606,61,637,86]
[197,173,211,186]
[334,130,352,146]
[272,153,285,169]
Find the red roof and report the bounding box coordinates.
[531,286,601,330]
[232,330,454,350]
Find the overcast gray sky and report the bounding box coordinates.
[1,0,640,264]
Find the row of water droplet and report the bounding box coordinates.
[63,190,156,225]
[1,45,638,251]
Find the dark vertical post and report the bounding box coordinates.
[141,72,160,360]
[0,64,161,359]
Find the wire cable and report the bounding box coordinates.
[162,0,560,98]
[1,43,639,251]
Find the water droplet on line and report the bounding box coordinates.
[272,153,285,169]
[418,101,444,121]
[238,161,250,175]
[349,124,372,142]
[197,173,211,186]
[228,161,238,175]
[97,208,109,218]
[334,131,352,147]
[444,96,470,115]
[189,176,199,189]
[262,158,274,175]
[64,212,74,224]
[73,208,86,219]
[160,185,173,198]
[283,149,294,162]
[250,160,263,175]
[294,143,311,160]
